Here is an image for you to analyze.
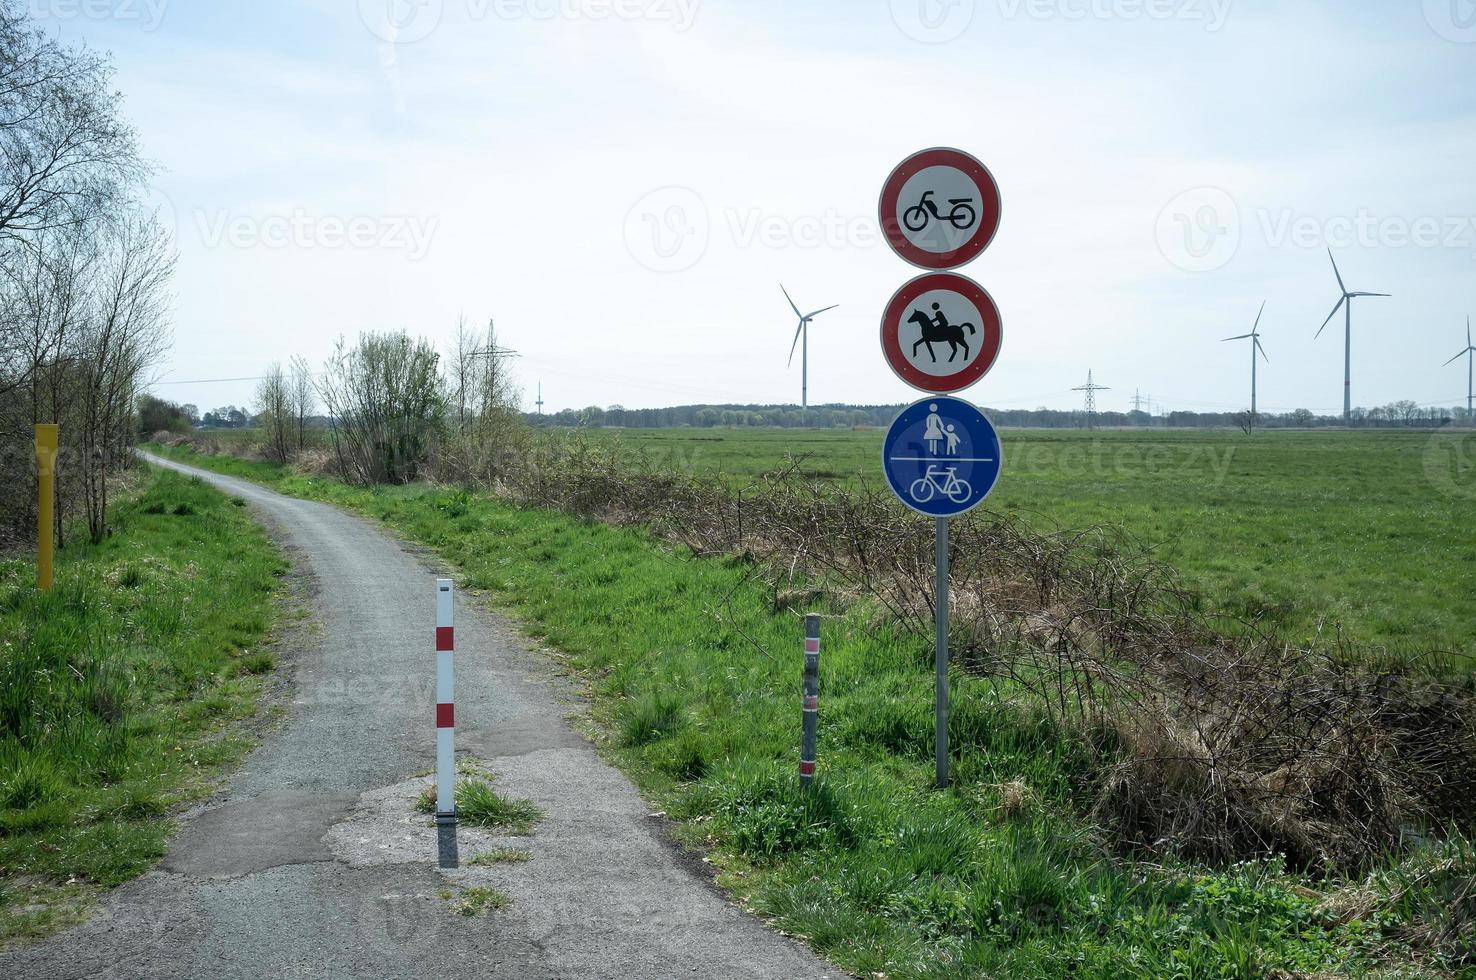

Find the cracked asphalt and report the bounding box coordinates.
[0,453,839,980]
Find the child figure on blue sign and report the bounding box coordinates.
[944,424,961,456]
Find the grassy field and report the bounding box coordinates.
[0,469,287,944]
[582,427,1476,663]
[146,441,1475,978]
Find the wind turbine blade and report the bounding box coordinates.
[780,284,802,319]
[1256,337,1269,362]
[1327,248,1346,294]
[1222,334,1253,342]
[1315,297,1345,337]
[1350,291,1390,298]
[787,321,804,366]
[1252,300,1265,333]
[1467,315,1471,348]
[806,304,839,319]
[1445,350,1468,367]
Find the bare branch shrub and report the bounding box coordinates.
[316,331,444,485]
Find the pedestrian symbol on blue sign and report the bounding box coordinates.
[882,397,1002,517]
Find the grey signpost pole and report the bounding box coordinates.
[934,517,950,789]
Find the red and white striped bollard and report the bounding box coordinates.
[435,578,456,825]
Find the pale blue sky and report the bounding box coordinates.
[43,0,1476,414]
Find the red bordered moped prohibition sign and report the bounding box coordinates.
[879,147,1002,270]
[881,272,1003,393]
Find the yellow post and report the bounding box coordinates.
[35,424,58,592]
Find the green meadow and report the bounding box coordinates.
[583,427,1476,663]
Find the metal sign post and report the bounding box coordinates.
[934,518,949,788]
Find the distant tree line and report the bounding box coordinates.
[0,3,174,548]
[529,401,1468,430]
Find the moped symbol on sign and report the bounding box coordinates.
[879,147,1002,270]
[882,397,1002,517]
[881,272,1003,394]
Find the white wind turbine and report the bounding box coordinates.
[782,284,838,410]
[1222,301,1269,431]
[1443,316,1475,418]
[1315,249,1390,423]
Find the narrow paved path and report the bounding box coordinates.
[2,454,837,980]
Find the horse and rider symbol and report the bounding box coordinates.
[908,303,976,364]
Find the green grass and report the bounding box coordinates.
[467,848,532,865]
[0,468,287,944]
[414,777,542,834]
[450,885,510,916]
[580,426,1476,663]
[142,441,1472,978]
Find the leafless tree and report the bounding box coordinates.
[0,3,146,245]
[254,362,291,463]
[76,210,174,541]
[0,4,162,549]
[439,317,525,485]
[288,355,314,450]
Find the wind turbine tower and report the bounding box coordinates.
[1222,300,1269,431]
[781,284,838,410]
[1444,316,1475,419]
[1073,370,1110,430]
[1316,249,1390,423]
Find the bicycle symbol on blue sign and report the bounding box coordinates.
[882,397,1002,517]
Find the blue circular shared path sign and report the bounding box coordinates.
[882,397,1003,517]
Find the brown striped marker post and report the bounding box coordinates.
[435,579,455,825]
[800,614,820,790]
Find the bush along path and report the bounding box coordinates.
[1,452,834,980]
[137,441,1476,979]
[0,469,287,945]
